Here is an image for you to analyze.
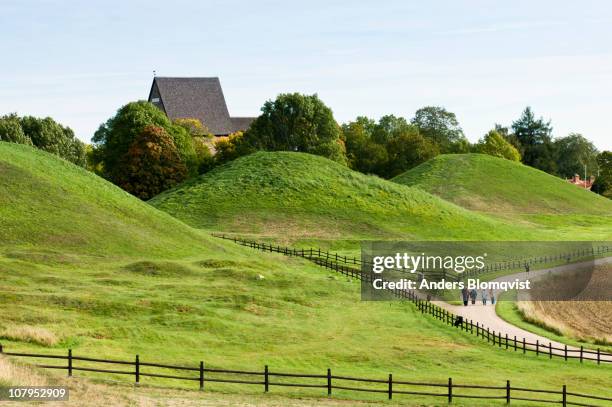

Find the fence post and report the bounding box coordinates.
[487,328,490,343]
[448,377,452,403]
[549,342,552,359]
[499,332,502,348]
[135,354,140,385]
[388,374,392,400]
[199,361,204,391]
[562,385,567,407]
[327,368,332,396]
[0,343,3,353]
[506,333,508,349]
[564,345,567,361]
[493,331,496,346]
[597,348,600,365]
[514,336,517,351]
[523,338,526,354]
[264,365,269,392]
[506,380,510,404]
[68,349,72,377]
[536,340,539,356]
[580,346,583,363]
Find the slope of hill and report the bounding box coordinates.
[150,151,537,242]
[392,154,612,215]
[0,142,215,258]
[1,143,610,401]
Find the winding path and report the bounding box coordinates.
[432,257,612,363]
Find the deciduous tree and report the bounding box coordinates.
[475,130,521,161]
[115,125,187,200]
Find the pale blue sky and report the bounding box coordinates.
[1,0,611,149]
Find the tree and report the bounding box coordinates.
[0,113,32,145]
[553,133,599,178]
[214,131,255,165]
[242,93,347,164]
[0,113,86,166]
[342,119,388,174]
[173,118,212,139]
[385,128,439,177]
[511,107,556,173]
[475,130,521,161]
[114,125,187,200]
[342,115,439,178]
[19,116,87,166]
[371,115,411,144]
[591,151,612,198]
[93,101,200,182]
[411,106,468,153]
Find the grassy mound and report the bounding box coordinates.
[0,144,610,400]
[150,151,534,242]
[0,142,215,258]
[393,154,612,215]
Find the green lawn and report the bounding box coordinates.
[149,151,549,246]
[393,153,611,216]
[1,143,610,405]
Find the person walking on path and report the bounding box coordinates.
[489,288,496,305]
[461,287,469,306]
[481,289,488,305]
[469,288,477,305]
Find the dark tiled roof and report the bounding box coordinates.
[230,116,256,133]
[150,77,234,135]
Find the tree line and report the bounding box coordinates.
[1,93,610,200]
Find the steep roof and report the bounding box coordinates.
[230,117,256,133]
[149,77,235,135]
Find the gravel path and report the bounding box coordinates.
[432,257,612,363]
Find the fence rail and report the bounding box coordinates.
[212,234,611,280]
[1,346,609,406]
[212,234,612,365]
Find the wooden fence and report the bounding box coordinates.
[212,233,611,280]
[213,234,612,365]
[1,345,609,406]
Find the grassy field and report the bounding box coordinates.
[1,143,610,405]
[151,152,612,253]
[0,142,216,258]
[393,154,612,240]
[393,153,611,215]
[149,151,561,257]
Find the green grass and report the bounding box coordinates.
[392,154,612,240]
[1,144,610,404]
[2,255,611,404]
[393,153,612,215]
[150,151,552,246]
[0,142,220,258]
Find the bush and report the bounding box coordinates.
[0,113,86,166]
[475,130,521,161]
[114,125,187,200]
[0,114,32,145]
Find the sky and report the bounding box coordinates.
[1,0,611,150]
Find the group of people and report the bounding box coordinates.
[461,287,496,306]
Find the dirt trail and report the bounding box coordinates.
[433,257,612,363]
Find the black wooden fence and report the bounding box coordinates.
[1,345,609,406]
[212,233,611,280]
[213,234,612,365]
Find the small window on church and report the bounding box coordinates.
[151,98,160,103]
